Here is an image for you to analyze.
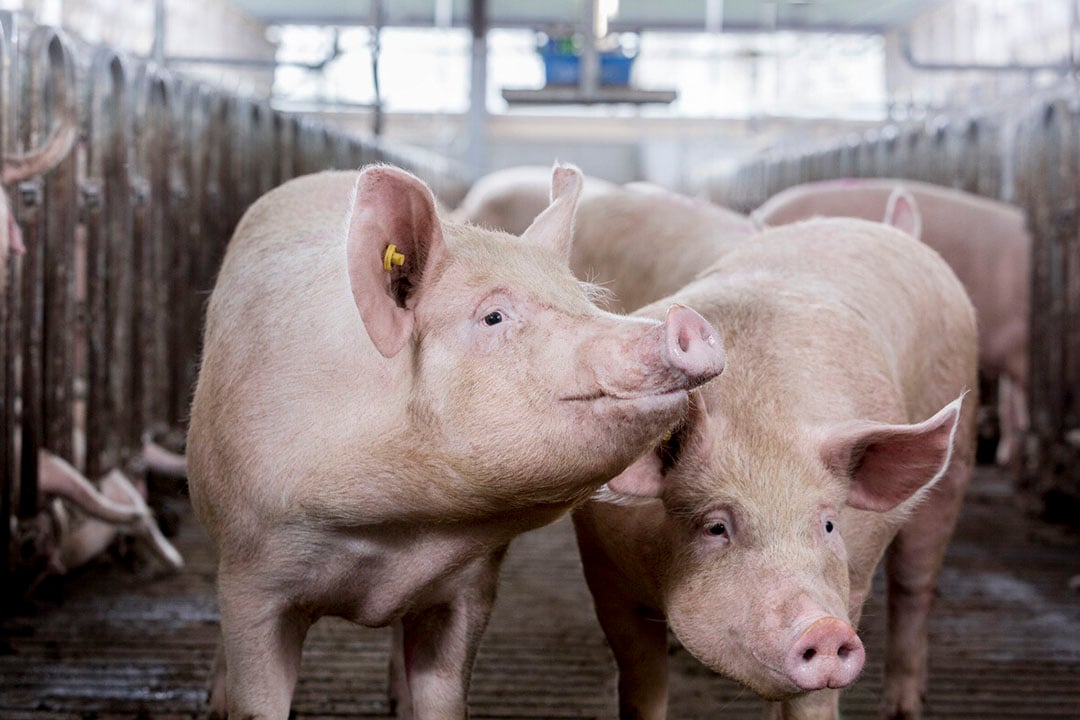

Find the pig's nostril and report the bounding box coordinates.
[802,648,817,662]
[678,327,691,353]
[837,644,851,660]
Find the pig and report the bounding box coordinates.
[572,214,977,720]
[752,178,1029,467]
[451,164,616,236]
[39,454,184,575]
[571,184,756,313]
[13,451,183,595]
[186,163,726,719]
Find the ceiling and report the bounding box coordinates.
[231,0,950,34]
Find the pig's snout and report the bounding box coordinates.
[663,304,725,388]
[783,616,865,691]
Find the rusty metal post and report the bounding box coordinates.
[202,92,232,288]
[271,110,296,187]
[84,48,134,477]
[175,84,210,417]
[250,101,275,198]
[18,27,78,516]
[165,79,195,431]
[0,20,11,583]
[229,98,256,216]
[928,118,952,186]
[131,66,172,445]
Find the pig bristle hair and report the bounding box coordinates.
[579,279,614,306]
[589,484,661,507]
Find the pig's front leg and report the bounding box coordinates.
[881,450,972,720]
[574,521,668,719]
[206,640,228,719]
[391,547,506,719]
[598,592,668,719]
[217,570,313,720]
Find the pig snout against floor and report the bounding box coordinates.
[784,616,865,692]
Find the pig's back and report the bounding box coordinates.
[572,187,754,312]
[669,217,977,426]
[189,171,381,536]
[202,171,364,357]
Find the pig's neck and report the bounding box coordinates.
[295,412,585,530]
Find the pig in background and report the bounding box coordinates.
[186,163,725,719]
[450,164,616,235]
[572,198,977,719]
[752,178,1029,469]
[571,183,756,313]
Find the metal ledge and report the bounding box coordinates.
[501,86,678,105]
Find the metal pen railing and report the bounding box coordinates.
[0,18,468,595]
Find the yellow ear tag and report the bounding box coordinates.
[383,244,405,271]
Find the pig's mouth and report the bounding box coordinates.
[559,388,687,403]
[748,647,804,700]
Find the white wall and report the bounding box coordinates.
[1,0,276,95]
[885,0,1075,115]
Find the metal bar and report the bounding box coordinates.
[0,10,10,584]
[900,32,1074,74]
[166,80,194,432]
[37,32,77,468]
[84,48,133,477]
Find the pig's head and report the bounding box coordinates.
[601,391,964,700]
[347,163,726,507]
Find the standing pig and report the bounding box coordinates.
[451,165,616,236]
[752,178,1029,466]
[571,184,756,313]
[186,163,725,719]
[573,216,977,719]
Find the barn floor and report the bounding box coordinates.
[1,466,1078,719]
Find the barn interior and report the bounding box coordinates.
[0,1,1078,718]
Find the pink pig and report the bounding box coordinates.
[752,178,1029,466]
[573,214,977,719]
[570,184,756,313]
[187,163,725,719]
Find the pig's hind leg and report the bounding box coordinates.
[881,452,973,720]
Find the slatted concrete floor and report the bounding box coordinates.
[1,466,1078,719]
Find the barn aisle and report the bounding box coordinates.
[1,466,1078,719]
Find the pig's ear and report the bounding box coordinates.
[519,162,583,263]
[601,392,711,500]
[347,165,446,358]
[883,188,922,240]
[820,395,965,513]
[602,450,665,500]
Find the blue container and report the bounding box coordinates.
[600,53,634,86]
[539,40,635,87]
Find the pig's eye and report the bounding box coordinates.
[483,311,503,326]
[705,521,727,537]
[825,520,835,534]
